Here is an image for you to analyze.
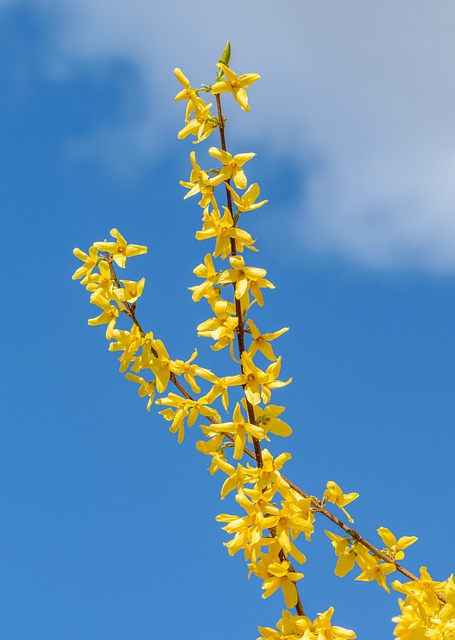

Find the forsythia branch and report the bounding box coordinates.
[73,42,454,639]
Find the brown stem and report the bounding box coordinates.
[215,93,264,470]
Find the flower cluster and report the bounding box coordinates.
[73,43,454,640]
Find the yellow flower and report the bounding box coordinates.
[392,566,447,609]
[249,554,304,608]
[93,228,147,269]
[218,255,275,307]
[247,319,289,361]
[72,246,99,280]
[207,402,266,459]
[250,403,293,438]
[109,325,145,372]
[202,371,244,411]
[149,339,181,393]
[323,480,359,523]
[355,553,396,593]
[189,253,219,302]
[195,204,256,258]
[156,392,220,444]
[179,151,214,207]
[177,97,218,144]
[173,67,200,121]
[211,62,260,112]
[325,531,357,578]
[113,278,145,304]
[208,146,255,190]
[88,291,119,339]
[125,373,156,410]
[225,182,268,213]
[197,299,238,351]
[377,527,418,561]
[240,352,292,405]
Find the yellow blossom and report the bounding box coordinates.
[173,67,200,121]
[93,228,147,269]
[125,373,156,410]
[177,97,218,143]
[195,203,256,258]
[247,319,289,361]
[197,299,238,351]
[249,554,304,609]
[250,403,293,438]
[72,246,99,280]
[376,527,418,561]
[88,291,119,339]
[218,255,275,307]
[189,253,219,302]
[156,392,220,444]
[240,352,292,405]
[323,480,359,523]
[225,182,268,213]
[211,62,260,112]
[355,553,396,593]
[109,325,145,372]
[113,278,145,304]
[83,259,116,298]
[207,402,266,459]
[179,151,213,206]
[149,339,180,393]
[208,146,256,190]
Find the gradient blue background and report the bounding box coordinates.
[1,2,454,639]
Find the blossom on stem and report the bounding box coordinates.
[240,352,292,405]
[217,255,274,307]
[246,319,289,361]
[72,246,99,281]
[376,526,418,561]
[109,325,146,372]
[249,554,304,609]
[177,98,218,144]
[355,553,396,593]
[323,480,359,523]
[173,67,200,121]
[125,373,156,410]
[197,299,238,351]
[113,278,145,304]
[156,392,220,444]
[195,203,256,259]
[225,182,268,213]
[93,228,147,269]
[207,402,266,459]
[208,146,255,190]
[88,291,119,339]
[250,403,293,438]
[211,62,260,112]
[258,608,357,640]
[180,151,214,206]
[189,253,219,302]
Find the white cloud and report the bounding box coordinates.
[5,0,455,270]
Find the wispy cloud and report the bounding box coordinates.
[6,0,455,270]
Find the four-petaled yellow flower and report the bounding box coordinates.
[208,402,266,459]
[377,527,418,561]
[247,319,289,361]
[323,480,359,523]
[208,146,256,190]
[94,228,147,269]
[211,62,260,112]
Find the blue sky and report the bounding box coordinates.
[1,2,455,639]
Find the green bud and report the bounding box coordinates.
[218,41,231,67]
[215,41,231,81]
